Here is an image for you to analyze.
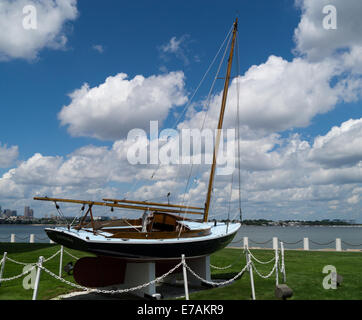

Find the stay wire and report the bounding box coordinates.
[179,27,234,226]
[149,23,235,193]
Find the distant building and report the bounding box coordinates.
[4,209,17,217]
[24,206,34,219]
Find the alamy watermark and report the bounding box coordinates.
[22,264,36,290]
[126,121,236,176]
[322,265,338,289]
[323,4,337,30]
[22,4,37,30]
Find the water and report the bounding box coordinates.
[1,224,362,250]
[0,225,53,243]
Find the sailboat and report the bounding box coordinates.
[34,18,241,261]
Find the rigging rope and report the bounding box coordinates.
[69,205,85,228]
[138,23,235,212]
[148,23,235,185]
[179,26,233,222]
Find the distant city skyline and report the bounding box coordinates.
[0,205,33,219]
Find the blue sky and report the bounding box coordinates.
[0,0,300,159]
[1,0,362,222]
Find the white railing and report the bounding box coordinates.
[0,234,54,244]
[231,236,360,252]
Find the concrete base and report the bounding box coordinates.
[103,255,211,298]
[114,262,157,298]
[160,255,211,287]
[187,255,211,286]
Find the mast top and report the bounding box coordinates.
[203,19,238,222]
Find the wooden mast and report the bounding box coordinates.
[203,18,238,222]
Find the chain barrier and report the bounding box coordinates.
[3,250,61,266]
[246,248,275,265]
[5,256,36,266]
[341,240,362,247]
[0,263,37,282]
[39,259,251,294]
[250,260,277,279]
[248,238,273,245]
[14,236,29,241]
[278,239,303,245]
[63,250,79,260]
[0,250,251,295]
[43,250,61,263]
[34,236,48,241]
[210,263,233,270]
[309,240,336,246]
[39,261,184,294]
[185,261,250,286]
[230,238,243,245]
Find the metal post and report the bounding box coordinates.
[246,253,255,300]
[0,252,7,287]
[32,256,44,300]
[30,234,35,243]
[280,242,286,283]
[273,237,278,250]
[275,246,279,286]
[10,234,15,243]
[303,237,309,251]
[336,238,342,252]
[243,236,249,249]
[181,254,189,300]
[59,246,64,278]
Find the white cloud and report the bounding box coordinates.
[58,71,188,140]
[0,143,18,168]
[294,0,362,62]
[293,0,362,108]
[0,0,78,61]
[347,194,359,205]
[309,118,362,168]
[92,44,104,53]
[162,36,184,54]
[181,55,354,136]
[1,115,362,218]
[229,56,340,132]
[160,35,192,65]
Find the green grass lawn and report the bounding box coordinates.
[1,244,362,300]
[193,248,362,300]
[0,243,91,300]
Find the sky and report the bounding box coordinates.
[0,0,362,222]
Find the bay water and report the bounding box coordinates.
[1,224,362,250]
